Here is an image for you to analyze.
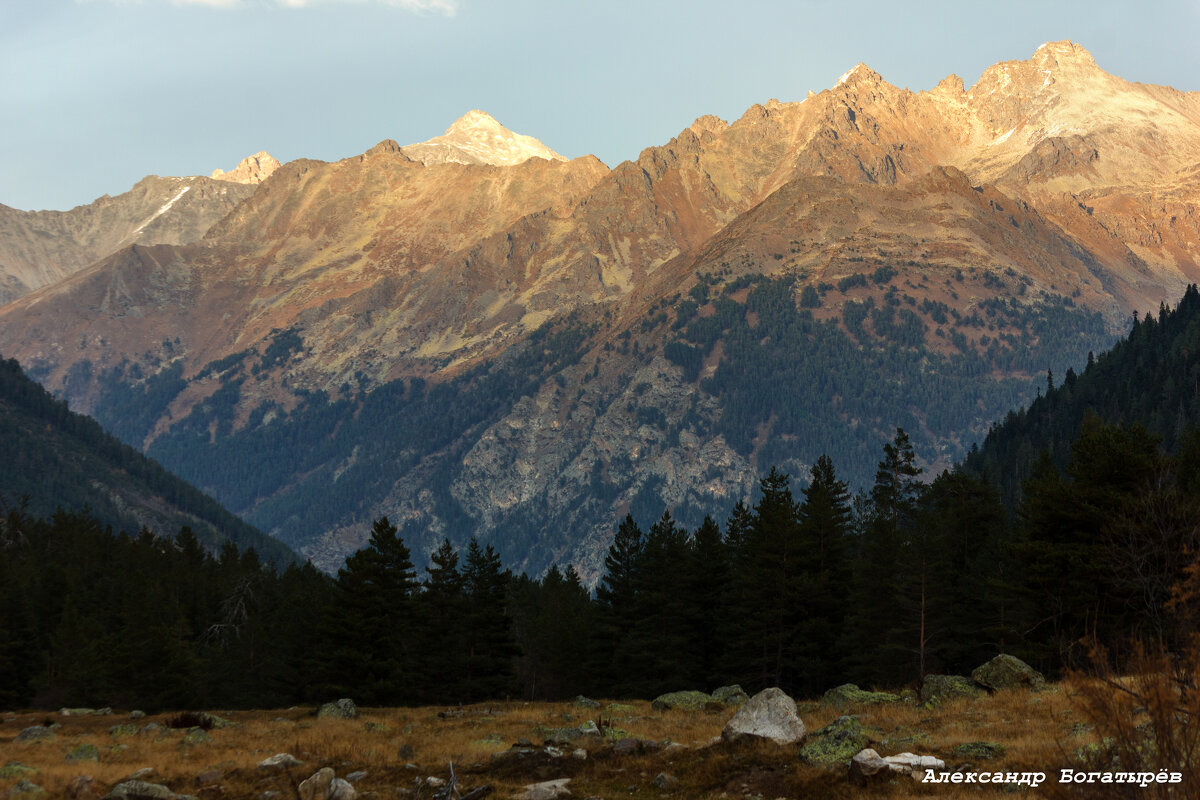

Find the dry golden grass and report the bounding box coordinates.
[0,684,1123,800]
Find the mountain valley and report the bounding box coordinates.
[0,41,1197,576]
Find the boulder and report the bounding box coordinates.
[518,779,571,800]
[14,726,54,743]
[108,724,139,738]
[298,768,356,800]
[799,716,870,767]
[4,779,44,797]
[103,781,176,799]
[572,695,601,709]
[181,728,212,746]
[721,687,806,745]
[883,752,945,778]
[712,685,749,706]
[919,674,983,705]
[66,744,100,762]
[849,749,945,785]
[821,683,901,709]
[67,775,101,800]
[971,654,1046,692]
[60,708,96,717]
[257,753,303,770]
[0,764,37,780]
[316,699,357,720]
[848,748,891,785]
[652,772,679,789]
[650,690,712,711]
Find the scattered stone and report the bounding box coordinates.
[127,768,156,781]
[60,708,96,717]
[848,748,892,785]
[298,767,356,800]
[66,743,100,762]
[15,726,54,743]
[139,723,164,737]
[518,778,572,800]
[345,771,367,783]
[109,724,140,738]
[821,683,901,709]
[722,687,806,745]
[258,753,303,770]
[103,780,176,799]
[919,674,984,705]
[952,741,1006,760]
[316,699,358,720]
[185,712,235,729]
[883,752,946,779]
[425,777,445,788]
[195,770,223,786]
[0,763,36,780]
[572,695,601,709]
[971,654,1046,692]
[799,716,871,767]
[4,779,44,797]
[67,775,100,800]
[129,711,145,720]
[610,738,660,756]
[181,728,212,746]
[545,746,564,758]
[651,772,679,789]
[849,749,945,784]
[650,690,712,711]
[711,685,749,707]
[95,708,113,716]
[578,720,600,736]
[571,748,587,760]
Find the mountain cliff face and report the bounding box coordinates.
[0,43,1196,576]
[0,152,279,304]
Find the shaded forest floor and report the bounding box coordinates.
[0,684,1111,799]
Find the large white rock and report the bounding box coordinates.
[721,687,807,744]
[848,748,947,784]
[518,778,572,800]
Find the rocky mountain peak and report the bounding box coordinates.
[210,151,281,185]
[1032,40,1097,70]
[835,62,885,89]
[402,109,568,167]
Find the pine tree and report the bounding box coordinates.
[319,517,418,704]
[461,539,517,701]
[417,538,467,702]
[794,454,852,693]
[592,514,644,694]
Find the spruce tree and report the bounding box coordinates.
[461,539,517,701]
[319,516,418,704]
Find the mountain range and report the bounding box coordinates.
[0,41,1197,577]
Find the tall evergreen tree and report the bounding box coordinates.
[592,514,644,694]
[319,516,418,704]
[461,539,517,701]
[844,429,925,686]
[793,454,852,694]
[417,538,467,702]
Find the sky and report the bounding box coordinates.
[2,0,1198,212]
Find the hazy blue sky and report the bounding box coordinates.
[3,0,1198,211]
